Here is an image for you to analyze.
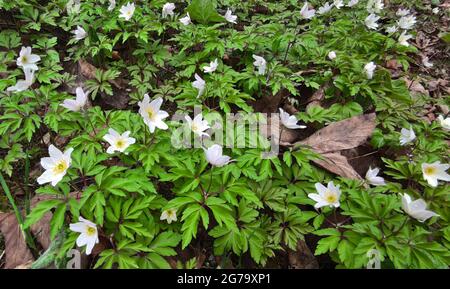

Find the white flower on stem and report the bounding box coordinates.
[421,56,433,68]
[437,115,450,131]
[37,145,73,186]
[328,51,336,60]
[300,2,316,19]
[72,26,87,41]
[138,95,169,133]
[179,13,191,26]
[16,46,40,71]
[401,193,439,222]
[203,58,218,74]
[103,128,135,154]
[279,108,306,129]
[347,0,359,7]
[432,7,439,14]
[192,73,206,98]
[422,161,450,187]
[224,9,237,24]
[252,55,267,75]
[318,2,333,14]
[60,87,88,112]
[119,2,135,21]
[308,181,341,209]
[204,144,232,167]
[385,25,398,34]
[108,0,116,11]
[162,2,175,18]
[69,217,99,255]
[397,15,416,30]
[365,167,386,186]
[396,8,410,17]
[364,62,376,79]
[185,114,210,138]
[334,0,344,9]
[398,31,413,47]
[399,126,416,146]
[7,68,34,92]
[365,14,380,30]
[160,209,177,224]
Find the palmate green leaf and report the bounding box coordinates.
[315,235,341,255]
[23,199,63,229]
[187,0,224,25]
[49,203,66,239]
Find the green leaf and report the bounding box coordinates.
[24,199,62,229]
[187,0,224,24]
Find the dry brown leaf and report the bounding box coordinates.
[0,213,34,269]
[294,113,376,154]
[287,240,318,269]
[403,78,429,97]
[312,152,363,180]
[78,59,97,79]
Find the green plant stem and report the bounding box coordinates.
[206,167,214,194]
[0,172,37,251]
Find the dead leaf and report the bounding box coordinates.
[312,152,363,180]
[78,59,97,79]
[0,213,34,269]
[288,240,319,269]
[403,78,429,97]
[294,113,376,154]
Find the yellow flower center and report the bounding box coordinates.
[86,226,96,236]
[146,108,156,121]
[167,210,175,218]
[21,55,28,63]
[116,139,125,149]
[52,160,68,174]
[191,123,198,132]
[324,191,337,203]
[424,166,436,176]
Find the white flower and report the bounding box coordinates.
[397,15,416,30]
[398,31,413,47]
[185,114,210,138]
[432,7,439,14]
[437,115,450,131]
[119,2,135,21]
[192,73,206,98]
[69,217,99,255]
[365,167,386,186]
[401,194,439,222]
[385,25,398,34]
[162,2,175,18]
[224,8,237,24]
[308,181,341,209]
[347,0,359,7]
[160,209,177,224]
[179,13,191,26]
[422,161,450,187]
[399,126,416,146]
[300,2,316,19]
[203,58,218,74]
[72,25,87,41]
[16,46,40,71]
[138,95,169,133]
[279,108,306,129]
[334,0,344,9]
[37,145,73,186]
[252,54,267,75]
[108,0,116,11]
[103,128,135,154]
[328,51,336,60]
[318,2,333,14]
[396,8,410,17]
[364,62,376,79]
[7,68,34,92]
[60,87,88,112]
[422,56,433,68]
[367,0,383,13]
[365,14,380,30]
[204,144,232,167]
